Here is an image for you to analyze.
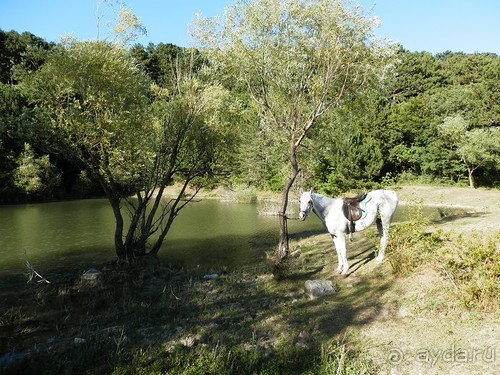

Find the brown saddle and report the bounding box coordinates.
[342,192,367,234]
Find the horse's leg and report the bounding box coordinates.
[331,235,342,273]
[333,234,349,275]
[375,215,391,264]
[376,191,398,264]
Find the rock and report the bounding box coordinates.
[80,268,102,281]
[74,337,86,345]
[296,331,312,348]
[304,279,336,299]
[398,306,413,318]
[203,273,218,280]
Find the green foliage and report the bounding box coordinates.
[112,3,147,45]
[131,43,203,88]
[195,0,397,269]
[12,143,61,198]
[25,40,152,191]
[308,117,384,195]
[0,29,54,84]
[0,30,54,200]
[385,204,444,276]
[2,22,500,203]
[25,40,238,258]
[441,233,500,311]
[228,184,258,203]
[71,170,93,198]
[438,115,500,187]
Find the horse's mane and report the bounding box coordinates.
[311,193,337,221]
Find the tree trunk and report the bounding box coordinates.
[273,137,300,278]
[468,167,475,188]
[109,195,126,261]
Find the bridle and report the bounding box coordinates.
[299,199,313,220]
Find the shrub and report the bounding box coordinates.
[440,232,500,311]
[230,185,257,203]
[385,204,444,276]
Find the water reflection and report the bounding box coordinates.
[0,198,467,296]
[0,199,322,295]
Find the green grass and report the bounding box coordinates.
[3,202,499,374]
[4,257,380,374]
[440,232,500,311]
[384,203,499,312]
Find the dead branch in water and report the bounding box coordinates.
[24,249,51,284]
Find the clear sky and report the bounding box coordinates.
[1,0,499,54]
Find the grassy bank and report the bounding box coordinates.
[1,185,499,374]
[2,255,381,374]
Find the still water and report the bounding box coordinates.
[0,197,455,297]
[0,199,324,296]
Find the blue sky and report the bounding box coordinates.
[1,0,499,54]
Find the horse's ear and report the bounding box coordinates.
[309,188,314,194]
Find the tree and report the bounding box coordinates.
[94,0,146,45]
[457,128,500,188]
[13,142,61,198]
[438,115,500,188]
[193,0,395,276]
[26,40,236,261]
[0,30,55,201]
[0,29,54,84]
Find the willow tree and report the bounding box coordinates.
[193,0,395,276]
[26,40,237,261]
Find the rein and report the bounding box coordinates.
[279,211,301,220]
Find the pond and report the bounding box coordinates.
[0,198,322,296]
[0,197,463,297]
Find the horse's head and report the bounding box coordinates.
[299,190,313,221]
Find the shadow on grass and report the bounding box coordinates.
[3,230,390,374]
[432,210,489,224]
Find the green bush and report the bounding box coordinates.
[440,232,500,311]
[385,204,444,276]
[231,185,258,203]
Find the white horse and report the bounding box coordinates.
[298,189,398,275]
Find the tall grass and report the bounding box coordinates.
[227,185,258,203]
[385,204,444,276]
[440,232,500,311]
[386,204,499,311]
[315,337,377,375]
[111,338,377,375]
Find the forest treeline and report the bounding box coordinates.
[0,29,499,203]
